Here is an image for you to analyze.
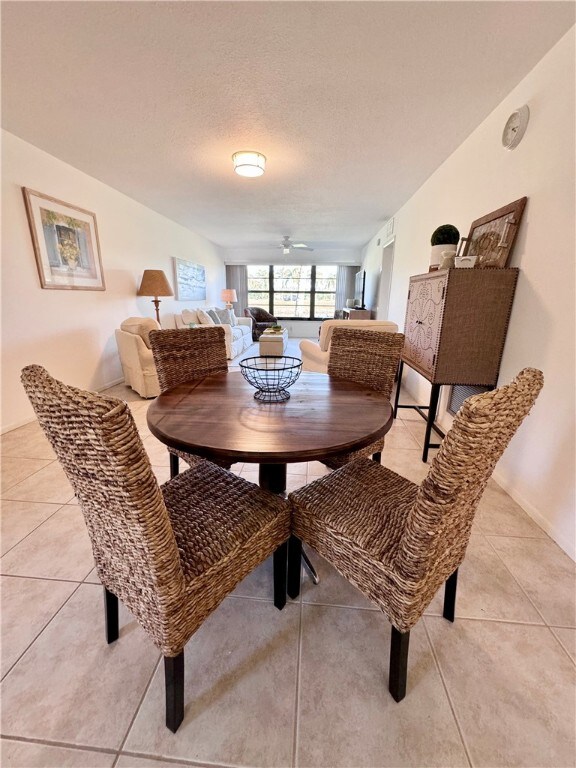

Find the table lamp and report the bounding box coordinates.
[221,288,238,310]
[137,270,174,324]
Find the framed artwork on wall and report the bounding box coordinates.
[173,257,206,301]
[461,197,527,269]
[22,187,105,291]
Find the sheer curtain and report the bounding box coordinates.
[335,266,357,310]
[225,265,248,316]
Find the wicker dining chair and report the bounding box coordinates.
[21,365,291,733]
[149,326,231,477]
[288,368,543,701]
[323,327,405,469]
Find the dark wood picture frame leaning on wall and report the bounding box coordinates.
[462,196,527,269]
[22,187,105,291]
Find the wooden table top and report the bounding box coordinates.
[147,371,393,465]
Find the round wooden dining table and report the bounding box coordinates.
[147,370,394,494]
[148,369,394,595]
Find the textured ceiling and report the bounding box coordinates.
[2,2,574,257]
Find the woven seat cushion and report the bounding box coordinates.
[290,459,417,564]
[163,460,289,582]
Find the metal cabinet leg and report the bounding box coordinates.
[393,360,404,418]
[423,384,441,463]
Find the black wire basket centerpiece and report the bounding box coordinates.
[239,356,303,402]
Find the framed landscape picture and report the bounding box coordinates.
[173,257,206,301]
[22,188,105,290]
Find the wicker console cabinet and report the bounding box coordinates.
[394,268,519,460]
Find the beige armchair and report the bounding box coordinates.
[300,319,399,373]
[114,317,161,398]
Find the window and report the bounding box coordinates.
[247,265,337,320]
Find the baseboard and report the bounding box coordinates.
[1,377,126,435]
[98,376,125,391]
[491,469,575,561]
[1,415,38,434]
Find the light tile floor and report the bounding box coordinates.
[1,345,575,767]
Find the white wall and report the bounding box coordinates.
[362,30,575,558]
[1,131,226,432]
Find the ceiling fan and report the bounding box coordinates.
[275,235,314,255]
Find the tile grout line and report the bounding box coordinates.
[0,458,56,493]
[1,580,84,682]
[1,492,75,505]
[547,628,576,667]
[474,531,554,540]
[483,535,551,627]
[117,747,238,768]
[423,612,548,628]
[479,538,576,664]
[422,618,474,768]
[291,567,304,768]
[0,733,117,758]
[0,501,69,558]
[112,653,163,766]
[0,572,93,585]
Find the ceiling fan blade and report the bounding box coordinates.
[292,244,314,251]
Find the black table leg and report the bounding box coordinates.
[259,463,319,588]
[259,464,289,609]
[259,463,286,494]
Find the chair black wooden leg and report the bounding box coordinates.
[372,451,382,463]
[287,535,302,599]
[164,652,185,733]
[169,452,179,479]
[389,626,410,702]
[443,568,458,622]
[103,587,119,644]
[273,541,288,610]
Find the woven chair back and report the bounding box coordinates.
[20,365,185,647]
[394,367,544,628]
[149,326,227,392]
[328,328,405,397]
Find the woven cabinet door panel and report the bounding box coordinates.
[402,271,447,380]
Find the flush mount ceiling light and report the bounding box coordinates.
[232,151,266,177]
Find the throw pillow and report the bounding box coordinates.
[207,309,221,325]
[215,308,234,326]
[181,308,199,325]
[196,308,215,325]
[229,310,238,326]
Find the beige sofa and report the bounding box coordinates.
[174,308,253,360]
[300,319,399,373]
[115,317,161,398]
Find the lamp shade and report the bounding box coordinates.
[232,151,266,177]
[137,270,174,298]
[221,288,238,304]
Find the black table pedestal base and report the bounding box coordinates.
[259,463,319,587]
